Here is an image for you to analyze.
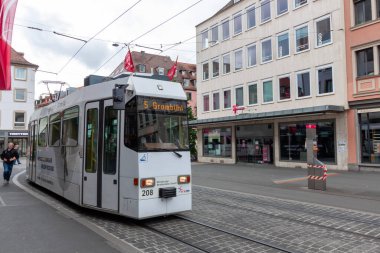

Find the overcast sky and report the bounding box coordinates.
[12,0,229,98]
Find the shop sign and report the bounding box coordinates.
[8,132,28,137]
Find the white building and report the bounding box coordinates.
[0,48,38,155]
[192,0,349,170]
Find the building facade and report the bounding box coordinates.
[0,48,38,155]
[345,0,380,170]
[193,0,349,170]
[110,51,197,113]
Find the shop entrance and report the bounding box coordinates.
[8,138,27,156]
[236,124,274,164]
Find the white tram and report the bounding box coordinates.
[26,77,192,219]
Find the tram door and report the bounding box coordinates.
[83,100,119,211]
[29,121,37,182]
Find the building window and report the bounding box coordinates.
[137,64,146,72]
[248,83,258,105]
[317,66,333,94]
[201,30,209,49]
[235,87,244,106]
[203,94,210,112]
[157,67,165,75]
[247,5,256,29]
[14,89,27,102]
[277,32,289,58]
[213,92,220,110]
[247,44,257,67]
[261,38,272,63]
[354,0,372,25]
[294,0,307,8]
[211,25,219,45]
[186,92,192,101]
[356,47,374,77]
[222,19,230,40]
[183,79,190,87]
[279,76,291,100]
[277,0,288,15]
[14,112,25,128]
[223,54,231,74]
[295,25,309,53]
[14,67,27,80]
[234,49,243,71]
[315,16,332,47]
[359,112,380,164]
[296,71,311,98]
[233,12,242,35]
[224,90,231,109]
[263,80,273,103]
[203,127,232,158]
[261,0,271,23]
[202,62,209,80]
[212,58,219,77]
[280,121,335,163]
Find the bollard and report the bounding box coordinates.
[307,165,315,190]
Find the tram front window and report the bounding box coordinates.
[125,97,189,152]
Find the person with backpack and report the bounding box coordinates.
[0,142,19,184]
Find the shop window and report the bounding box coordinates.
[295,25,309,53]
[222,19,230,40]
[247,44,257,67]
[213,92,220,110]
[62,107,79,146]
[356,47,374,77]
[14,112,25,128]
[354,0,372,25]
[279,121,335,163]
[317,66,333,94]
[277,32,289,58]
[315,16,332,47]
[247,5,256,29]
[203,95,210,112]
[233,12,242,35]
[234,49,243,71]
[359,112,380,164]
[203,127,232,157]
[261,38,272,63]
[14,89,27,102]
[263,80,273,103]
[277,0,288,15]
[235,87,244,106]
[212,58,219,77]
[248,83,258,105]
[261,0,271,23]
[201,30,209,49]
[202,62,209,80]
[211,25,219,45]
[49,112,61,146]
[294,0,307,8]
[14,67,27,80]
[279,76,291,100]
[296,71,311,98]
[224,90,231,109]
[223,54,231,74]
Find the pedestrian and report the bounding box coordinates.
[14,144,21,165]
[0,142,19,184]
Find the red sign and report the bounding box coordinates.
[306,124,316,129]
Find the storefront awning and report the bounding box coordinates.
[189,105,345,126]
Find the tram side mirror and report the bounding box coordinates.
[113,84,128,110]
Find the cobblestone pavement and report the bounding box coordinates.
[20,175,380,253]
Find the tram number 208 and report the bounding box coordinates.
[142,189,154,197]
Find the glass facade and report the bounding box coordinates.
[359,112,380,164]
[203,128,232,157]
[279,121,335,163]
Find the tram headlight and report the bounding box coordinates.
[178,175,191,184]
[141,178,155,188]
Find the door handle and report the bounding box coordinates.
[84,176,87,181]
[113,179,117,185]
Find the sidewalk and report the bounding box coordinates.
[0,159,121,253]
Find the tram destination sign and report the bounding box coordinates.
[139,97,186,113]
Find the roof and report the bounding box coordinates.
[196,0,243,27]
[11,48,39,69]
[189,105,345,126]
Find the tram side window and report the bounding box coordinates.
[104,107,118,175]
[124,98,138,151]
[49,112,61,146]
[38,117,48,147]
[86,108,98,173]
[62,107,79,146]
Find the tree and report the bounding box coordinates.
[187,105,197,161]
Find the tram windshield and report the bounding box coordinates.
[125,96,189,152]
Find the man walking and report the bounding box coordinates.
[0,142,19,184]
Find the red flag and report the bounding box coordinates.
[167,57,178,81]
[124,49,134,73]
[0,0,18,90]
